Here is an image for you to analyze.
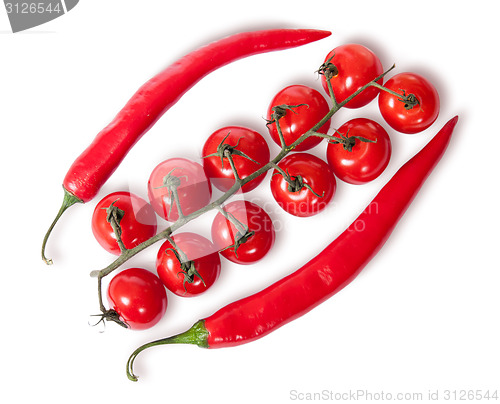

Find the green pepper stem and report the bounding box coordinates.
[41,187,82,265]
[126,320,209,382]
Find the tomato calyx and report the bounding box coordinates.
[266,103,310,149]
[104,199,125,223]
[328,131,377,153]
[91,308,129,330]
[214,204,257,258]
[102,199,127,252]
[266,103,309,127]
[165,247,207,295]
[203,131,261,184]
[272,163,324,197]
[154,168,189,218]
[156,169,186,190]
[375,85,420,111]
[220,229,255,258]
[397,89,420,110]
[204,132,259,167]
[317,55,339,80]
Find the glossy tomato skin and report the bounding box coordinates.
[270,153,336,217]
[202,126,270,193]
[378,72,440,134]
[326,118,392,184]
[156,232,221,297]
[148,158,212,222]
[266,85,331,151]
[321,44,383,109]
[211,200,275,265]
[92,192,157,255]
[107,267,168,330]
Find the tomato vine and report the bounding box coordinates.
[89,62,398,325]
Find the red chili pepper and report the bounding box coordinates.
[41,29,332,264]
[126,116,459,382]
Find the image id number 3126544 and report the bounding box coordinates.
[5,2,63,14]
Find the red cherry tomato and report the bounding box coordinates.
[266,85,331,151]
[156,232,221,297]
[326,118,392,184]
[270,153,336,217]
[92,192,157,255]
[202,126,270,193]
[211,200,275,265]
[320,43,383,109]
[148,158,212,222]
[107,267,168,330]
[378,72,440,134]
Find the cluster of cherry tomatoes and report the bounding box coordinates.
[91,43,440,330]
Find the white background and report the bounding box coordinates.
[1,0,499,403]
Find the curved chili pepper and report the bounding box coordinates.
[41,28,332,264]
[126,116,459,381]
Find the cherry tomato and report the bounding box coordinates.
[266,85,331,151]
[211,200,275,265]
[320,43,383,109]
[202,126,270,193]
[107,267,168,330]
[270,153,336,217]
[378,72,440,134]
[92,192,157,255]
[156,232,221,297]
[148,158,212,222]
[326,118,392,185]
